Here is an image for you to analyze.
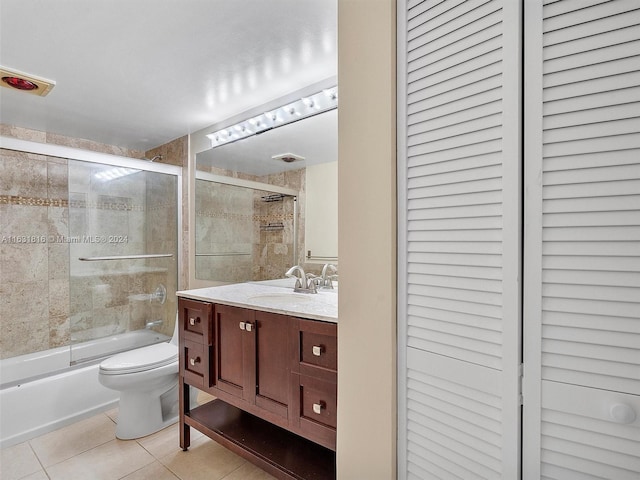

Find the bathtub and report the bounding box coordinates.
[0,329,169,448]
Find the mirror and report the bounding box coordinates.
[194,107,337,284]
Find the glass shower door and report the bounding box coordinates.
[67,160,178,364]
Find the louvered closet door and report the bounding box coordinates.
[523,1,640,478]
[397,1,522,478]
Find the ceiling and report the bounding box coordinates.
[0,0,337,152]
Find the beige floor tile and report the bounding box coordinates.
[221,462,278,480]
[136,424,182,459]
[120,460,179,480]
[29,412,115,467]
[104,407,118,423]
[159,435,245,480]
[0,442,44,480]
[45,439,155,480]
[18,471,49,480]
[136,422,204,459]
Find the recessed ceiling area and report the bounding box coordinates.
[0,0,337,151]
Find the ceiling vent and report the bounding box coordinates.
[271,153,305,163]
[0,66,55,97]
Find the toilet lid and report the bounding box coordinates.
[100,342,178,374]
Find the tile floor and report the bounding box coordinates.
[1,405,276,480]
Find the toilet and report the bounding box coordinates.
[98,317,181,440]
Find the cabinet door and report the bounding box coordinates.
[397,0,523,477]
[254,311,290,418]
[213,304,253,402]
[523,2,640,477]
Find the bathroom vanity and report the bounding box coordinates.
[176,282,337,480]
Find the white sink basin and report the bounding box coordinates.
[247,293,314,305]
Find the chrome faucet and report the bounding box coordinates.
[285,265,317,294]
[319,264,338,289]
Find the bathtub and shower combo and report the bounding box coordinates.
[0,138,181,448]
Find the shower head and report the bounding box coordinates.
[147,155,163,162]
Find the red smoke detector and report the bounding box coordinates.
[2,76,39,91]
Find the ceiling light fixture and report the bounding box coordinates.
[0,66,55,97]
[206,86,338,148]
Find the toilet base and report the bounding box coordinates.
[115,383,178,439]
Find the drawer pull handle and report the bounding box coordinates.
[312,401,325,415]
[189,357,201,366]
[312,345,323,356]
[189,317,200,326]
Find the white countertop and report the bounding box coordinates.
[177,281,338,323]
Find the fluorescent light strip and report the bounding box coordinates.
[206,86,338,148]
[94,167,140,181]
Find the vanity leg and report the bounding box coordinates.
[179,379,190,450]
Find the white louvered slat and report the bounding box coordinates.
[543,149,640,170]
[543,8,640,48]
[543,1,640,33]
[544,56,640,89]
[543,195,640,213]
[408,0,499,45]
[543,89,640,116]
[544,24,640,60]
[544,39,640,74]
[408,74,503,117]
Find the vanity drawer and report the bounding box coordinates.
[295,319,337,378]
[182,340,206,388]
[290,372,337,450]
[179,298,212,345]
[299,374,337,429]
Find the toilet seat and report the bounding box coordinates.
[100,342,177,375]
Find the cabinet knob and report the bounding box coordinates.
[189,356,201,366]
[239,322,246,330]
[312,401,325,415]
[312,345,323,356]
[189,317,200,326]
[245,323,253,332]
[610,403,637,424]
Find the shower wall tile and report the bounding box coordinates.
[49,278,70,318]
[49,315,70,348]
[0,152,48,197]
[2,204,49,237]
[2,243,48,283]
[48,205,69,240]
[48,243,69,280]
[47,161,69,200]
[0,280,50,358]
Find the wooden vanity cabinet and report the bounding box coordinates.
[178,297,337,480]
[211,304,290,423]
